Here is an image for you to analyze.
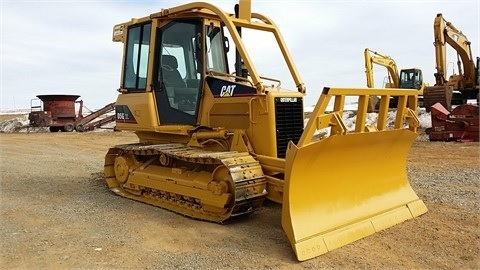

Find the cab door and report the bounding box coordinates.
[153,20,203,125]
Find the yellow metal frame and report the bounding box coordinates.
[281,87,425,261]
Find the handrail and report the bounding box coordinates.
[297,87,419,148]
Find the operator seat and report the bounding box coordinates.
[161,55,186,88]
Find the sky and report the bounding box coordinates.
[1,0,479,110]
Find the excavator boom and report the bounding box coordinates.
[364,48,399,88]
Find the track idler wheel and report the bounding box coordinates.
[203,165,235,215]
[113,155,136,184]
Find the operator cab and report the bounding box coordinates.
[121,19,229,125]
[399,68,423,90]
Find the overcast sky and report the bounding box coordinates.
[1,0,479,110]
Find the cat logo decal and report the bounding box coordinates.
[206,77,255,98]
[220,85,236,97]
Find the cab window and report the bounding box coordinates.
[154,20,203,125]
[123,23,151,90]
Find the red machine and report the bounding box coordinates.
[29,95,80,132]
[428,103,479,142]
[29,94,115,132]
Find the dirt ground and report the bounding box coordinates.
[0,128,479,269]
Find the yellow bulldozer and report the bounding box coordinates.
[105,0,427,261]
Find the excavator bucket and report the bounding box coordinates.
[281,87,428,261]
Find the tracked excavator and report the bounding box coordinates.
[364,48,425,92]
[424,13,479,111]
[364,48,425,110]
[104,0,427,261]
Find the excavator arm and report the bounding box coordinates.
[433,13,476,89]
[364,48,400,88]
[433,13,447,85]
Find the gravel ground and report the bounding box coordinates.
[0,129,479,269]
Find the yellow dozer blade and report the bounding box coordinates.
[281,87,428,261]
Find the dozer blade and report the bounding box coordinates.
[281,87,428,261]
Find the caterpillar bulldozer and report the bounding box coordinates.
[424,13,479,111]
[104,0,427,261]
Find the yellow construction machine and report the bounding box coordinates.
[364,48,425,91]
[105,0,427,261]
[424,13,479,111]
[364,48,425,109]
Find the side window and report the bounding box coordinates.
[123,23,151,90]
[400,71,411,84]
[206,26,227,73]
